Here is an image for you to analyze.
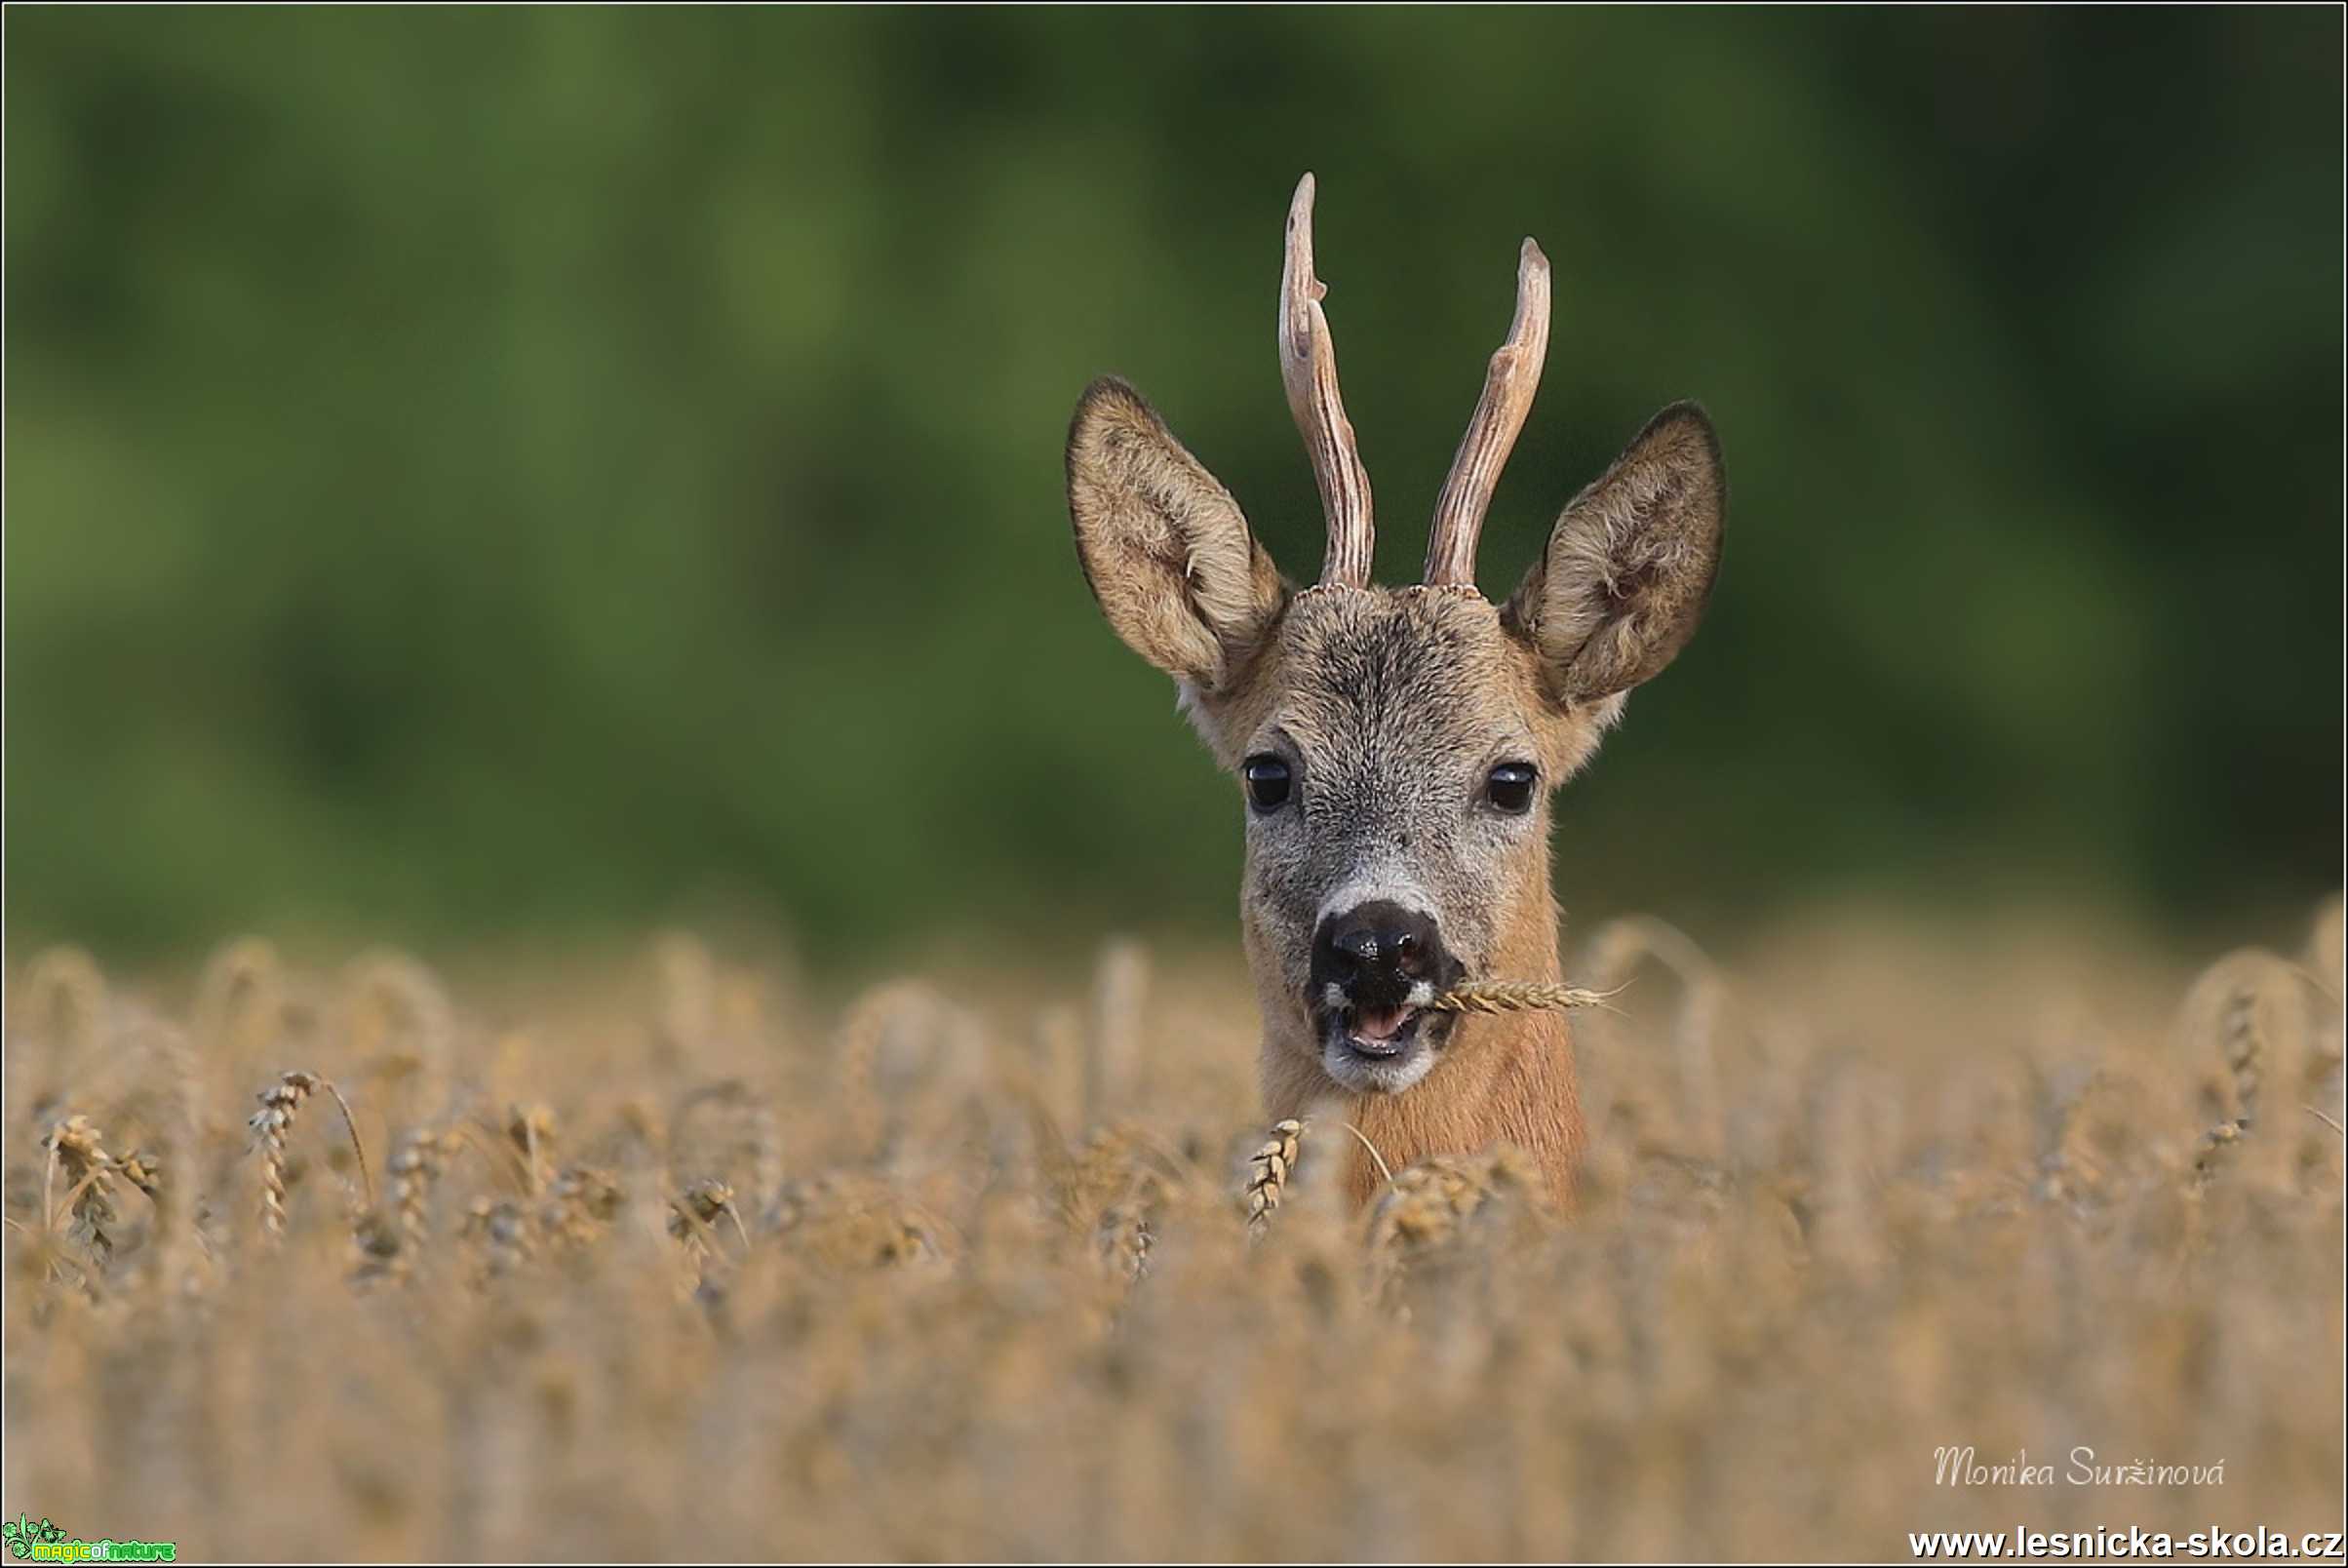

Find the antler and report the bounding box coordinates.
[1280,174,1375,588]
[1424,237,1551,587]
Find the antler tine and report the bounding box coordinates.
[1280,174,1375,588]
[1424,237,1551,588]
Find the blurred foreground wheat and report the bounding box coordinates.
[4,904,2343,1560]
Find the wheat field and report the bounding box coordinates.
[4,904,2343,1562]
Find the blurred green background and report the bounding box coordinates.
[7,8,2341,963]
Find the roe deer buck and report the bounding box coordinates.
[1064,175,1725,1209]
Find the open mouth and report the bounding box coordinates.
[1340,1003,1423,1058]
[1311,992,1452,1090]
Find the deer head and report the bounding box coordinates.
[1065,175,1724,1201]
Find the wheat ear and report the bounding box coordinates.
[43,1115,121,1267]
[669,1178,750,1258]
[1241,1118,1306,1238]
[386,1126,459,1266]
[1429,979,1625,1016]
[251,1071,373,1239]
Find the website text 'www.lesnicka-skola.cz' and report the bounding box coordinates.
[1909,1527,2347,1560]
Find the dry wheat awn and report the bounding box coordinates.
[250,1071,372,1241]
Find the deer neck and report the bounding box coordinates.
[1257,885,1585,1211]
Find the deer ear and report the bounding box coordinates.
[1505,402,1724,705]
[1067,376,1287,692]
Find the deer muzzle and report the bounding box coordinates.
[1309,899,1464,1090]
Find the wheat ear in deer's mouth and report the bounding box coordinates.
[1324,978,1617,1061]
[1428,979,1625,1016]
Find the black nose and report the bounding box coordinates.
[1311,900,1455,1010]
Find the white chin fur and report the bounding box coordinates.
[1321,1040,1437,1095]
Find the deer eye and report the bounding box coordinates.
[1242,755,1292,812]
[1485,763,1538,814]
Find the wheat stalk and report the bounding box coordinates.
[463,1196,533,1281]
[669,1079,784,1226]
[1241,1118,1306,1238]
[195,938,282,1086]
[19,950,107,1125]
[2218,982,2267,1124]
[353,1130,434,1284]
[1058,1121,1189,1282]
[341,949,454,1125]
[2179,956,2301,1190]
[250,1071,373,1240]
[1428,979,1625,1016]
[119,1013,200,1295]
[2189,971,2265,1190]
[669,1177,749,1256]
[545,1165,624,1247]
[389,1130,438,1250]
[1096,1198,1154,1283]
[836,981,939,1165]
[506,1102,558,1196]
[383,1125,462,1270]
[1369,1157,1489,1254]
[251,1076,311,1239]
[2191,1117,2247,1187]
[43,1115,121,1268]
[1365,1147,1546,1312]
[1089,941,1148,1122]
[2030,1063,2102,1205]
